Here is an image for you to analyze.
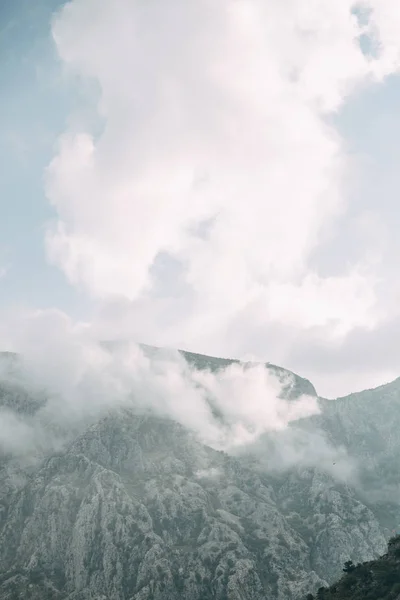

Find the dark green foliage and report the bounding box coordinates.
[341,574,357,589]
[392,582,400,594]
[304,536,400,600]
[342,560,355,573]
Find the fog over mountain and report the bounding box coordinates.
[1,343,400,599]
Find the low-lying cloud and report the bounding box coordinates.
[0,309,318,451]
[0,309,358,486]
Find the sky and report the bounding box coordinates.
[2,0,400,398]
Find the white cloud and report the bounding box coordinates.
[266,268,379,336]
[39,0,400,395]
[0,309,320,455]
[1,308,361,483]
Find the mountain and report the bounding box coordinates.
[303,534,400,599]
[0,348,399,599]
[308,379,400,533]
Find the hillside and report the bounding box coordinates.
[304,535,400,599]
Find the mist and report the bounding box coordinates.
[0,308,358,486]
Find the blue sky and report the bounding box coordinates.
[3,0,400,397]
[0,0,89,316]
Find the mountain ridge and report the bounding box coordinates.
[0,347,400,598]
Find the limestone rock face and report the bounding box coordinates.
[0,408,327,600]
[0,350,397,599]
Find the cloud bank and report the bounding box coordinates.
[1,307,360,488]
[0,309,322,457]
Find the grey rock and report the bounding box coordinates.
[0,349,398,599]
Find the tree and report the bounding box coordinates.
[343,559,356,573]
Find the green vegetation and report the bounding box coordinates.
[304,535,400,599]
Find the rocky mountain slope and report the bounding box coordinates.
[303,534,400,599]
[0,348,398,599]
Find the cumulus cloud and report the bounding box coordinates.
[39,0,400,389]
